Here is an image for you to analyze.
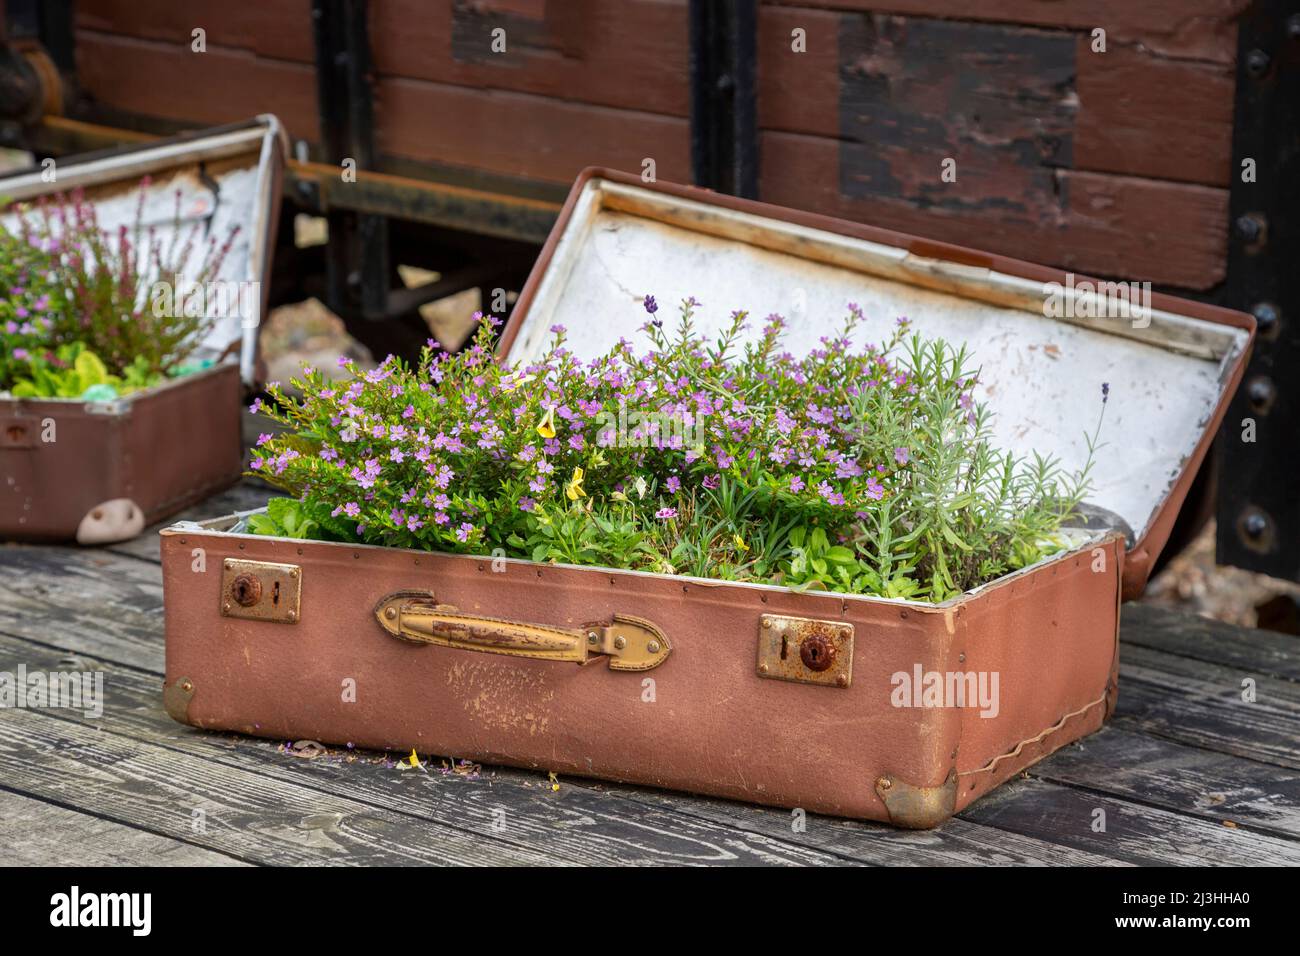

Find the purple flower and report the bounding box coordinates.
[665,476,681,494]
[456,522,474,542]
[702,473,721,490]
[519,497,536,512]
[643,294,658,315]
[789,475,805,493]
[894,447,909,465]
[1101,382,1110,404]
[817,481,846,506]
[655,507,678,520]
[865,478,884,500]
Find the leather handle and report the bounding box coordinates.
[373,589,671,671]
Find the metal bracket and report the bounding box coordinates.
[163,676,195,725]
[875,770,958,829]
[756,614,853,688]
[220,558,301,624]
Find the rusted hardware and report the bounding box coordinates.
[220,559,302,623]
[875,770,958,829]
[756,614,854,688]
[163,677,195,724]
[373,590,671,671]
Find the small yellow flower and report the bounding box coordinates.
[733,533,749,553]
[564,466,586,501]
[536,405,556,439]
[398,748,424,771]
[548,771,561,792]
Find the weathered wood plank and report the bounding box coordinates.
[1122,603,1300,683]
[0,631,1115,866]
[76,0,316,62]
[0,546,167,671]
[960,776,1300,866]
[759,130,1229,289]
[1029,726,1300,839]
[761,0,1246,65]
[1115,645,1300,770]
[0,707,634,866]
[74,32,319,144]
[0,789,249,867]
[374,76,691,187]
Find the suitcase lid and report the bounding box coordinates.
[0,115,288,388]
[501,169,1255,598]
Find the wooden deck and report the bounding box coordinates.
[2,478,1299,866]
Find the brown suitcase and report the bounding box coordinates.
[159,170,1253,827]
[1,117,286,543]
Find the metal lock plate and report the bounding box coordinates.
[220,558,301,623]
[756,614,853,688]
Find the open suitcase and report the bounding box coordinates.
[1,116,285,543]
[160,169,1253,827]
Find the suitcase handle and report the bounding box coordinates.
[373,589,672,671]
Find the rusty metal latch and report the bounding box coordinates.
[373,589,671,671]
[756,614,853,688]
[220,559,301,623]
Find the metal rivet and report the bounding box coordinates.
[180,680,193,692]
[222,602,232,613]
[385,607,397,620]
[647,640,661,654]
[836,674,848,687]
[758,663,769,674]
[289,568,299,579]
[287,610,297,622]
[1244,512,1268,538]
[959,652,966,663]
[878,776,892,791]
[1245,48,1270,76]
[587,632,598,644]
[613,635,627,650]
[762,618,772,629]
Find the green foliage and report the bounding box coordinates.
[2,178,242,388]
[244,497,356,542]
[8,342,162,399]
[248,302,1103,602]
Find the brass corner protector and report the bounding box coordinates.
[163,677,195,725]
[875,769,958,829]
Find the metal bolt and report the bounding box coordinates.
[1245,48,1270,76]
[289,568,299,579]
[613,635,627,650]
[758,663,769,674]
[878,776,892,791]
[836,674,849,687]
[647,640,661,654]
[959,652,966,663]
[385,607,397,620]
[1252,302,1280,334]
[762,618,772,629]
[1290,14,1300,40]
[222,602,232,614]
[587,631,598,644]
[1247,376,1275,410]
[1243,512,1269,539]
[287,610,297,623]
[1235,214,1264,243]
[180,680,193,693]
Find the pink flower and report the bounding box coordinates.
[655,507,678,520]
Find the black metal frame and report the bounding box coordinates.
[1211,0,1300,582]
[688,0,758,198]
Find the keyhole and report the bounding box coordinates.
[780,635,789,660]
[231,574,262,607]
[272,581,281,606]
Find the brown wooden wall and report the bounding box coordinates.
[71,0,1244,290]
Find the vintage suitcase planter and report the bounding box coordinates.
[159,170,1253,827]
[1,116,285,543]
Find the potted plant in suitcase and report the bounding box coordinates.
[1,182,244,543]
[246,298,1105,604]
